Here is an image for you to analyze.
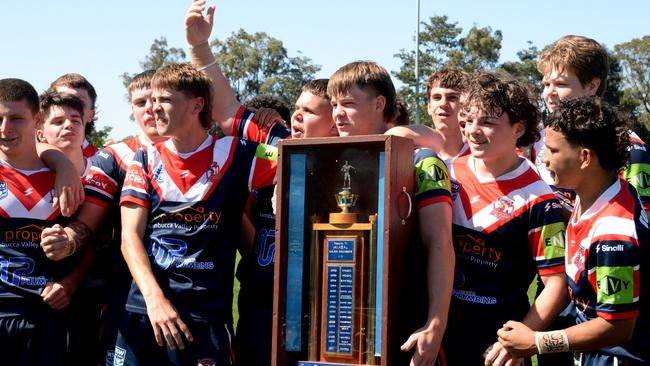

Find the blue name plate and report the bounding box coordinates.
[327,238,355,262]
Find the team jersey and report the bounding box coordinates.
[442,143,470,168]
[120,135,277,322]
[84,135,154,209]
[566,178,649,362]
[413,148,453,209]
[449,155,566,311]
[0,160,65,316]
[233,106,290,309]
[533,128,650,211]
[82,138,99,159]
[232,105,289,147]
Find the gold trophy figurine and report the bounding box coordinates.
[331,161,359,224]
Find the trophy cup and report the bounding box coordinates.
[331,161,359,224]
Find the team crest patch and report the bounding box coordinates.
[450,179,461,201]
[197,359,216,366]
[113,346,126,366]
[491,196,515,219]
[205,162,220,183]
[0,181,7,200]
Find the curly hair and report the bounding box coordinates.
[245,94,291,123]
[465,71,541,147]
[547,96,631,171]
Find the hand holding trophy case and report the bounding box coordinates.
[273,135,424,366]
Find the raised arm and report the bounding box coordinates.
[185,0,240,134]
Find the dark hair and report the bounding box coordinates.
[547,96,630,171]
[152,63,213,130]
[0,78,39,114]
[128,70,156,100]
[328,61,396,122]
[50,73,98,136]
[50,73,97,109]
[245,94,291,123]
[465,71,541,147]
[302,79,330,101]
[538,35,608,96]
[393,97,410,126]
[426,68,470,97]
[39,90,85,127]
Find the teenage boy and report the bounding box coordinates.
[426,68,470,163]
[532,35,650,215]
[40,70,170,365]
[116,63,277,365]
[0,78,71,365]
[498,96,648,366]
[326,60,453,366]
[50,73,101,158]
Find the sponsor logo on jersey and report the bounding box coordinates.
[455,233,502,268]
[491,196,515,220]
[197,359,216,366]
[156,206,222,225]
[153,164,165,183]
[125,169,147,185]
[633,171,650,190]
[113,346,126,366]
[596,243,624,253]
[595,266,634,304]
[98,150,110,159]
[3,224,45,243]
[0,181,7,200]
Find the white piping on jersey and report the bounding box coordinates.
[0,189,58,219]
[451,179,552,232]
[0,159,50,175]
[571,179,621,225]
[151,136,236,203]
[163,134,212,158]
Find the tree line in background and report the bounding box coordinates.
[98,18,649,144]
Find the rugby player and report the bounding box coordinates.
[498,96,648,366]
[443,72,568,366]
[0,78,71,365]
[116,63,277,365]
[50,73,102,158]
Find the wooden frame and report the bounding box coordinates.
[272,135,417,366]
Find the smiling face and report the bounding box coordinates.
[38,105,85,152]
[427,83,461,133]
[330,85,386,136]
[463,105,524,163]
[542,128,583,189]
[290,91,337,139]
[0,100,38,159]
[542,67,597,113]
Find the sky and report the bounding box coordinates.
[2,0,649,141]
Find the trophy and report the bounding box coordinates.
[332,161,359,224]
[273,135,417,366]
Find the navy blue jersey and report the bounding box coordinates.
[120,136,277,322]
[0,161,66,316]
[566,179,649,363]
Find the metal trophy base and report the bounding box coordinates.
[329,212,358,224]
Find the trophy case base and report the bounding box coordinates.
[329,212,358,224]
